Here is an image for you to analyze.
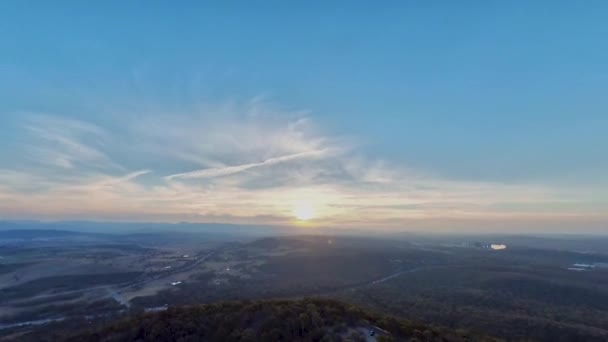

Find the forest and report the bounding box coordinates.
[61,298,496,342]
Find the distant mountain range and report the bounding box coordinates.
[0,229,85,239]
[0,220,287,236]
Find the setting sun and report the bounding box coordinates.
[293,203,315,221]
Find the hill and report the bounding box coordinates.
[0,229,84,239]
[61,298,496,342]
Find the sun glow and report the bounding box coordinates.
[293,202,316,221]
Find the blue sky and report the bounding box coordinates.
[0,2,606,232]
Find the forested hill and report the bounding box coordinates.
[63,298,497,342]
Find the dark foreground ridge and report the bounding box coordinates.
[62,298,496,342]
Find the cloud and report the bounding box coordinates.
[72,170,151,191]
[165,149,327,180]
[21,114,121,171]
[0,101,606,232]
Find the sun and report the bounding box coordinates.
[293,203,316,221]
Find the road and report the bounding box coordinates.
[0,249,220,330]
[119,250,216,292]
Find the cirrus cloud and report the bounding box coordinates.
[0,100,605,233]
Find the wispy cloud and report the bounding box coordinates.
[22,114,121,171]
[166,149,327,180]
[0,101,605,232]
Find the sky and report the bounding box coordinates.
[0,2,607,233]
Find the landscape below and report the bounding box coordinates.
[1,223,608,341]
